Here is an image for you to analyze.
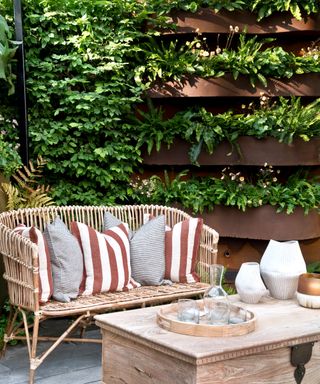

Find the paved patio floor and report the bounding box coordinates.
[0,318,102,383]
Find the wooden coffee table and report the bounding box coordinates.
[95,295,320,384]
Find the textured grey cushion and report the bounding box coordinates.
[104,212,166,286]
[44,217,83,302]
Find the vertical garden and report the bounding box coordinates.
[0,0,320,275]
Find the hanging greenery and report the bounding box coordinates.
[136,96,320,164]
[128,168,320,215]
[0,0,319,208]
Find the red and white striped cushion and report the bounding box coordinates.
[13,224,53,303]
[71,221,139,296]
[165,218,203,283]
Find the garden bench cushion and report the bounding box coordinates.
[14,225,53,303]
[44,217,83,303]
[104,212,166,286]
[71,221,139,295]
[165,218,203,283]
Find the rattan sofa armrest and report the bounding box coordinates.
[198,223,219,283]
[0,223,39,311]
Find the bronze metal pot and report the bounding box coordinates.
[297,273,320,296]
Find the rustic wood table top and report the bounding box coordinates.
[95,295,320,364]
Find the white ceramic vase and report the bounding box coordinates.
[260,240,306,300]
[235,262,268,304]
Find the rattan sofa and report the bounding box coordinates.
[0,205,219,383]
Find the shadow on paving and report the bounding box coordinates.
[0,318,102,383]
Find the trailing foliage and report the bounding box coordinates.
[1,0,156,204]
[0,14,18,95]
[0,13,21,177]
[0,108,21,176]
[1,156,55,209]
[137,97,320,163]
[150,0,320,20]
[136,33,320,88]
[128,168,320,215]
[307,262,320,273]
[0,0,319,206]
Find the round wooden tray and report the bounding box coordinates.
[157,302,256,337]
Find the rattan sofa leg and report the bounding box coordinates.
[32,313,91,382]
[1,305,19,357]
[29,368,35,384]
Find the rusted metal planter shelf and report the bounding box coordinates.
[148,73,320,98]
[143,137,320,166]
[168,8,320,34]
[197,205,320,241]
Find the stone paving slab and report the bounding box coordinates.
[0,320,102,384]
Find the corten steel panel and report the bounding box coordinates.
[197,205,320,240]
[148,74,320,98]
[143,137,320,166]
[169,9,320,34]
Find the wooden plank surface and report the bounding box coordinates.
[95,295,320,364]
[196,343,320,384]
[101,333,320,384]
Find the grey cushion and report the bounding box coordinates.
[44,217,83,302]
[104,212,166,286]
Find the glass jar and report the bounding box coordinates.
[203,264,230,325]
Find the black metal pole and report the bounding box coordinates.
[13,0,28,164]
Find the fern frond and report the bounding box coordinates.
[1,156,55,210]
[26,189,55,208]
[1,183,25,211]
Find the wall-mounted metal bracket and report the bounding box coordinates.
[291,342,314,384]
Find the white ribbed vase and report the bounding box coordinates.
[235,262,268,304]
[260,240,306,300]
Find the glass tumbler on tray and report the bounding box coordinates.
[177,299,200,324]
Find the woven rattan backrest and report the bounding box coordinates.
[0,205,192,232]
[0,205,218,311]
